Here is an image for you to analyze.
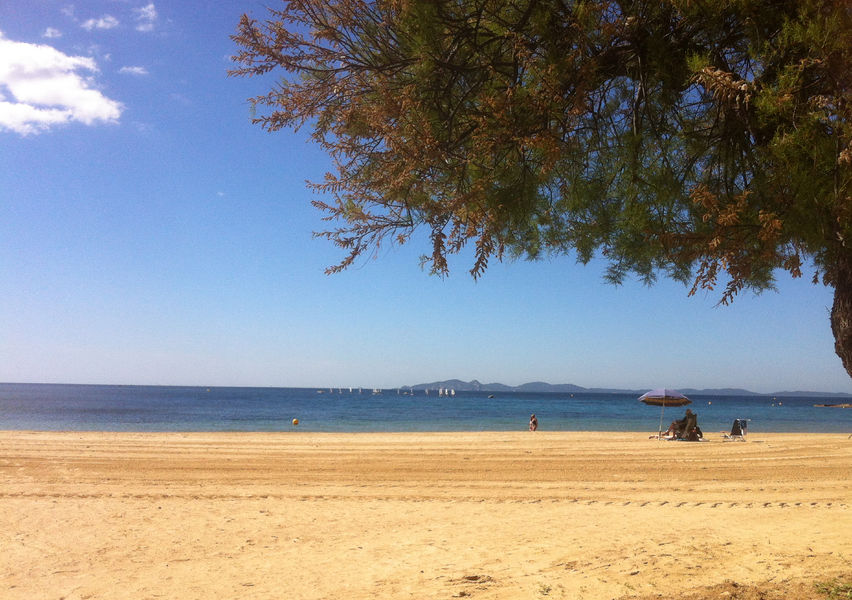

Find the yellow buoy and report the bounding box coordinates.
[292,418,299,426]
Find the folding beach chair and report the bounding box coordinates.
[723,418,748,441]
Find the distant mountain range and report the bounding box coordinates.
[406,379,852,398]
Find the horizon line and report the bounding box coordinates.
[2,380,851,397]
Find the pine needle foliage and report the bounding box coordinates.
[231,0,852,375]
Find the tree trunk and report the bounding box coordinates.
[831,251,852,380]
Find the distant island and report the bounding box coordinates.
[405,379,852,398]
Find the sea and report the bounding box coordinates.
[1,383,850,434]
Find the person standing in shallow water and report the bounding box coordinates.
[529,414,538,431]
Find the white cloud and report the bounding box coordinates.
[81,15,119,31]
[43,28,62,39]
[119,65,148,76]
[132,3,157,32]
[0,32,123,135]
[134,3,158,21]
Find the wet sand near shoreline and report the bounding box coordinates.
[1,431,850,599]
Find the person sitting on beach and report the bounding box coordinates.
[663,413,689,438]
[674,409,703,440]
[660,409,702,440]
[529,414,538,431]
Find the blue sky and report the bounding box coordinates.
[1,1,849,394]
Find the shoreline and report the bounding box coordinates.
[2,431,850,599]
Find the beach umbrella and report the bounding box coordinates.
[639,388,691,437]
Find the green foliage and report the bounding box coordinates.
[230,0,851,294]
[816,579,852,600]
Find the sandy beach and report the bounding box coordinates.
[1,430,849,599]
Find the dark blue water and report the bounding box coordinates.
[0,383,850,433]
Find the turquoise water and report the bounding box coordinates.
[1,383,850,433]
